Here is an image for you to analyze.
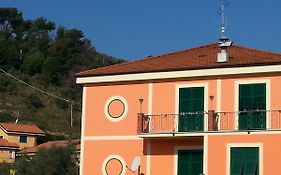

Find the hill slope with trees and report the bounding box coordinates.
[0,8,125,139]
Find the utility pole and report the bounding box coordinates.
[70,101,73,127]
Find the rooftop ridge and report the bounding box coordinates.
[0,122,44,134]
[232,44,281,57]
[76,42,218,76]
[76,42,281,78]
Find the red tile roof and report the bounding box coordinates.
[21,140,80,153]
[76,43,281,77]
[0,123,44,135]
[0,138,19,148]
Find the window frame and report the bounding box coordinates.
[174,146,204,175]
[19,135,27,143]
[234,79,270,130]
[226,143,263,175]
[175,83,208,132]
[9,150,15,159]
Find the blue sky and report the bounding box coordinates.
[1,0,281,60]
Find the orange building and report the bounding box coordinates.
[77,37,281,175]
[0,122,44,163]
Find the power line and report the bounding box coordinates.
[0,68,71,102]
[0,67,74,127]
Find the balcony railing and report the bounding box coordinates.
[137,110,281,134]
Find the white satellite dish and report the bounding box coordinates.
[131,156,141,172]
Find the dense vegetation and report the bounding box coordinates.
[0,8,125,139]
[0,144,79,175]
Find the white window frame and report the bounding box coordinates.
[226,143,263,175]
[9,151,15,159]
[174,146,204,175]
[175,83,209,132]
[234,79,271,130]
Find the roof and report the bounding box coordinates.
[21,140,80,154]
[76,43,281,77]
[0,123,44,135]
[0,138,19,148]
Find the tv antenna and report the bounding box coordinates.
[217,1,230,38]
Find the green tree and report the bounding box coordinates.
[15,144,79,175]
[41,57,62,84]
[20,52,44,76]
[0,7,125,138]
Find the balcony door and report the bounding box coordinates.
[179,87,204,132]
[239,83,266,130]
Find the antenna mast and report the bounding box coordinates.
[221,3,225,37]
[217,1,233,63]
[218,1,229,38]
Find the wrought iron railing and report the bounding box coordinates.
[137,110,281,134]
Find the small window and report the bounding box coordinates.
[19,135,27,143]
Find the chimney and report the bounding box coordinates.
[217,37,233,62]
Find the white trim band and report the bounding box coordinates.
[83,135,141,141]
[76,64,281,84]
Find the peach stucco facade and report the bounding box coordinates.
[77,42,281,175]
[78,72,281,175]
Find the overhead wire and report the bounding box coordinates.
[0,67,72,103]
[0,67,74,126]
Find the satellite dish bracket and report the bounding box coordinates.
[126,156,141,174]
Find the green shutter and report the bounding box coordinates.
[230,147,259,175]
[20,135,27,143]
[178,150,203,175]
[239,83,266,130]
[179,87,204,131]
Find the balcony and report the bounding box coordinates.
[137,110,281,136]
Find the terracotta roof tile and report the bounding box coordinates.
[0,123,44,135]
[76,43,281,77]
[21,140,80,153]
[0,138,19,148]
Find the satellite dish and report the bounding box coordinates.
[131,156,141,172]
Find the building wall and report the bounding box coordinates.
[208,134,281,175]
[6,134,37,149]
[83,140,145,175]
[84,83,149,136]
[0,130,37,149]
[82,83,149,175]
[0,149,15,163]
[149,138,203,175]
[81,73,281,174]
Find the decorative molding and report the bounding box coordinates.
[79,86,87,175]
[77,64,281,84]
[146,140,151,175]
[216,79,222,130]
[84,135,140,141]
[104,96,128,122]
[102,154,126,175]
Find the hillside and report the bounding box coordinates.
[0,8,125,139]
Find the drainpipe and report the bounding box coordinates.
[208,110,218,131]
